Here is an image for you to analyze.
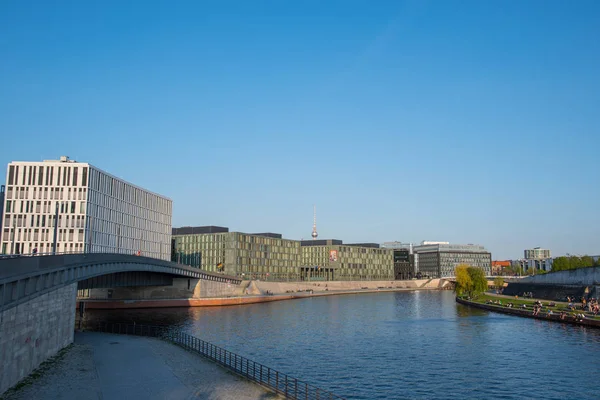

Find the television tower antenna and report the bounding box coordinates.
[311,205,318,240]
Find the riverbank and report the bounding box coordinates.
[1,332,277,400]
[79,282,447,310]
[456,296,600,328]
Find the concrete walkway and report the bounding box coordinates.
[2,332,278,400]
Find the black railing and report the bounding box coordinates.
[93,322,345,400]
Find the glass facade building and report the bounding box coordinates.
[172,230,303,280]
[1,156,172,259]
[301,241,394,281]
[524,247,551,260]
[172,229,396,281]
[414,243,492,278]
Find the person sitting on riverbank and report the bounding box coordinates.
[560,312,567,320]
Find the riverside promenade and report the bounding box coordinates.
[456,295,600,329]
[1,332,278,400]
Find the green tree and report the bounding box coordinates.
[580,255,594,267]
[493,276,505,290]
[595,257,600,267]
[454,264,472,297]
[467,267,488,297]
[455,265,488,298]
[552,256,570,272]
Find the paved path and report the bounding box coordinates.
[3,333,278,400]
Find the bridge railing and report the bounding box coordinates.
[93,322,345,400]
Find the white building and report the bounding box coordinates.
[524,247,551,260]
[1,156,172,260]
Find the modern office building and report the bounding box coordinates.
[301,240,394,281]
[524,247,551,260]
[0,185,4,237]
[1,156,172,260]
[172,227,303,280]
[172,228,396,281]
[413,243,492,278]
[520,258,553,274]
[382,242,415,280]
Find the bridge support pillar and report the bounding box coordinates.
[0,283,77,395]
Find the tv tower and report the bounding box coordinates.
[311,205,318,240]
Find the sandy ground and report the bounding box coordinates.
[2,332,278,400]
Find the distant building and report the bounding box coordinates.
[413,243,492,278]
[382,242,415,280]
[520,258,553,274]
[173,227,396,281]
[1,156,172,259]
[492,261,511,275]
[524,247,551,260]
[301,240,393,281]
[172,228,302,279]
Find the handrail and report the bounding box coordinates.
[91,322,345,400]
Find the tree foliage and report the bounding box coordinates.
[455,264,488,298]
[493,276,505,289]
[552,255,596,272]
[455,265,472,297]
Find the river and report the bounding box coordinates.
[81,290,600,399]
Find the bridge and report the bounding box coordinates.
[0,253,241,395]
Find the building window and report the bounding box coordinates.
[8,165,15,185]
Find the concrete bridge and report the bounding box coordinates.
[0,253,241,395]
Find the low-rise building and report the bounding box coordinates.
[172,227,303,280]
[301,240,394,281]
[413,243,492,278]
[173,228,396,281]
[492,260,511,275]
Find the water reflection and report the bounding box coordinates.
[83,291,600,400]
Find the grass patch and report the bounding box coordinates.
[460,293,600,320]
[0,344,74,399]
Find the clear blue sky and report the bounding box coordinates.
[1,0,599,260]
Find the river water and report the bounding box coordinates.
[82,291,600,399]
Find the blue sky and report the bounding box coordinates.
[1,0,599,259]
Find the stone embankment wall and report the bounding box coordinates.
[0,283,77,396]
[251,279,447,295]
[521,267,600,286]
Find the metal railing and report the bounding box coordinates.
[93,322,345,400]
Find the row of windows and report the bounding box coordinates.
[7,164,88,187]
[1,241,84,255]
[5,200,83,214]
[5,186,88,201]
[4,213,86,229]
[88,167,171,214]
[88,204,171,235]
[88,189,171,226]
[2,227,84,243]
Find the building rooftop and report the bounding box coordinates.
[248,233,283,239]
[346,243,380,249]
[300,239,343,247]
[172,226,229,235]
[414,243,489,253]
